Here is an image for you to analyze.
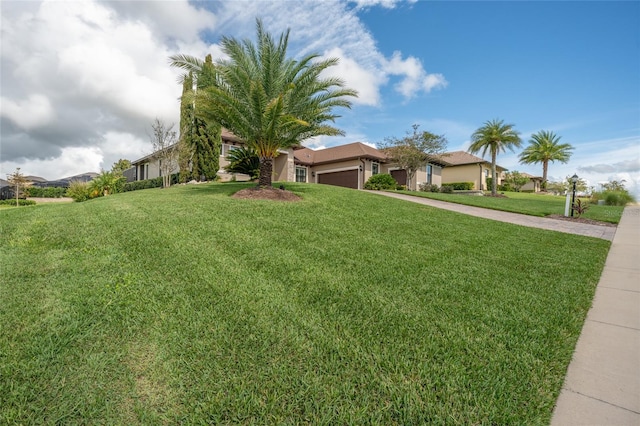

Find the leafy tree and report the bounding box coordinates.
[170,19,357,187]
[225,146,260,179]
[546,175,588,195]
[518,130,573,190]
[149,118,179,188]
[601,180,627,192]
[379,124,448,190]
[503,170,529,192]
[469,119,522,195]
[6,168,31,206]
[111,159,132,174]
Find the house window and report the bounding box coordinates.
[426,164,432,184]
[372,162,379,175]
[295,166,307,183]
[222,144,241,156]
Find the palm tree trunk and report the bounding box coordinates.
[258,157,273,187]
[491,149,497,195]
[542,161,548,190]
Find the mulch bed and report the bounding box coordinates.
[546,214,616,227]
[232,186,301,202]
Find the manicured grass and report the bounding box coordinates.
[1,183,610,424]
[397,190,624,224]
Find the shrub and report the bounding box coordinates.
[67,181,91,202]
[440,185,453,194]
[0,199,36,206]
[419,183,440,192]
[498,183,513,192]
[122,173,180,193]
[445,182,474,191]
[364,173,397,190]
[603,191,634,206]
[26,186,68,198]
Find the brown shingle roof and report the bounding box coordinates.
[294,142,388,165]
[435,151,507,171]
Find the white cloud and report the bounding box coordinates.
[1,94,54,129]
[322,47,385,106]
[351,0,418,10]
[384,51,448,98]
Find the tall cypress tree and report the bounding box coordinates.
[177,55,221,182]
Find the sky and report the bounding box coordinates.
[1,0,639,197]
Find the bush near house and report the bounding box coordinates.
[364,173,397,190]
[123,173,180,192]
[419,183,440,192]
[26,187,68,198]
[446,182,474,190]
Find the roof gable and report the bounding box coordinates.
[295,142,388,165]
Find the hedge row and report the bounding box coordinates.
[122,173,180,192]
[26,187,68,198]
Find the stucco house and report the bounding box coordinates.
[128,129,448,191]
[436,151,506,191]
[499,171,543,192]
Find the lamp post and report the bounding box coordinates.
[570,174,579,217]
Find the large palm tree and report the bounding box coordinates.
[518,130,573,190]
[170,20,358,187]
[469,119,522,195]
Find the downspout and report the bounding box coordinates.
[359,158,366,190]
[479,163,483,191]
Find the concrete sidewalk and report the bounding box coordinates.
[551,205,640,425]
[367,191,616,241]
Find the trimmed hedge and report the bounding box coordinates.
[26,186,67,198]
[123,173,180,192]
[447,182,474,190]
[0,199,36,206]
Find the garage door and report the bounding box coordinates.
[318,169,359,189]
[391,169,407,186]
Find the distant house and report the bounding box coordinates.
[436,151,506,191]
[499,171,543,192]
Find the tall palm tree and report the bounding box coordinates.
[170,20,358,187]
[469,119,522,195]
[518,130,573,190]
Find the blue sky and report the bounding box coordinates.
[1,0,638,196]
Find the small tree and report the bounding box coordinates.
[6,168,31,206]
[149,118,179,188]
[111,159,132,174]
[503,171,529,192]
[379,124,448,190]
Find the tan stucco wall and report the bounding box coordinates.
[442,164,496,190]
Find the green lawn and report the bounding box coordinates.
[1,183,610,424]
[397,190,624,224]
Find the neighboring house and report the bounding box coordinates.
[519,172,543,192]
[128,129,297,183]
[293,142,447,190]
[128,147,179,182]
[437,151,506,191]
